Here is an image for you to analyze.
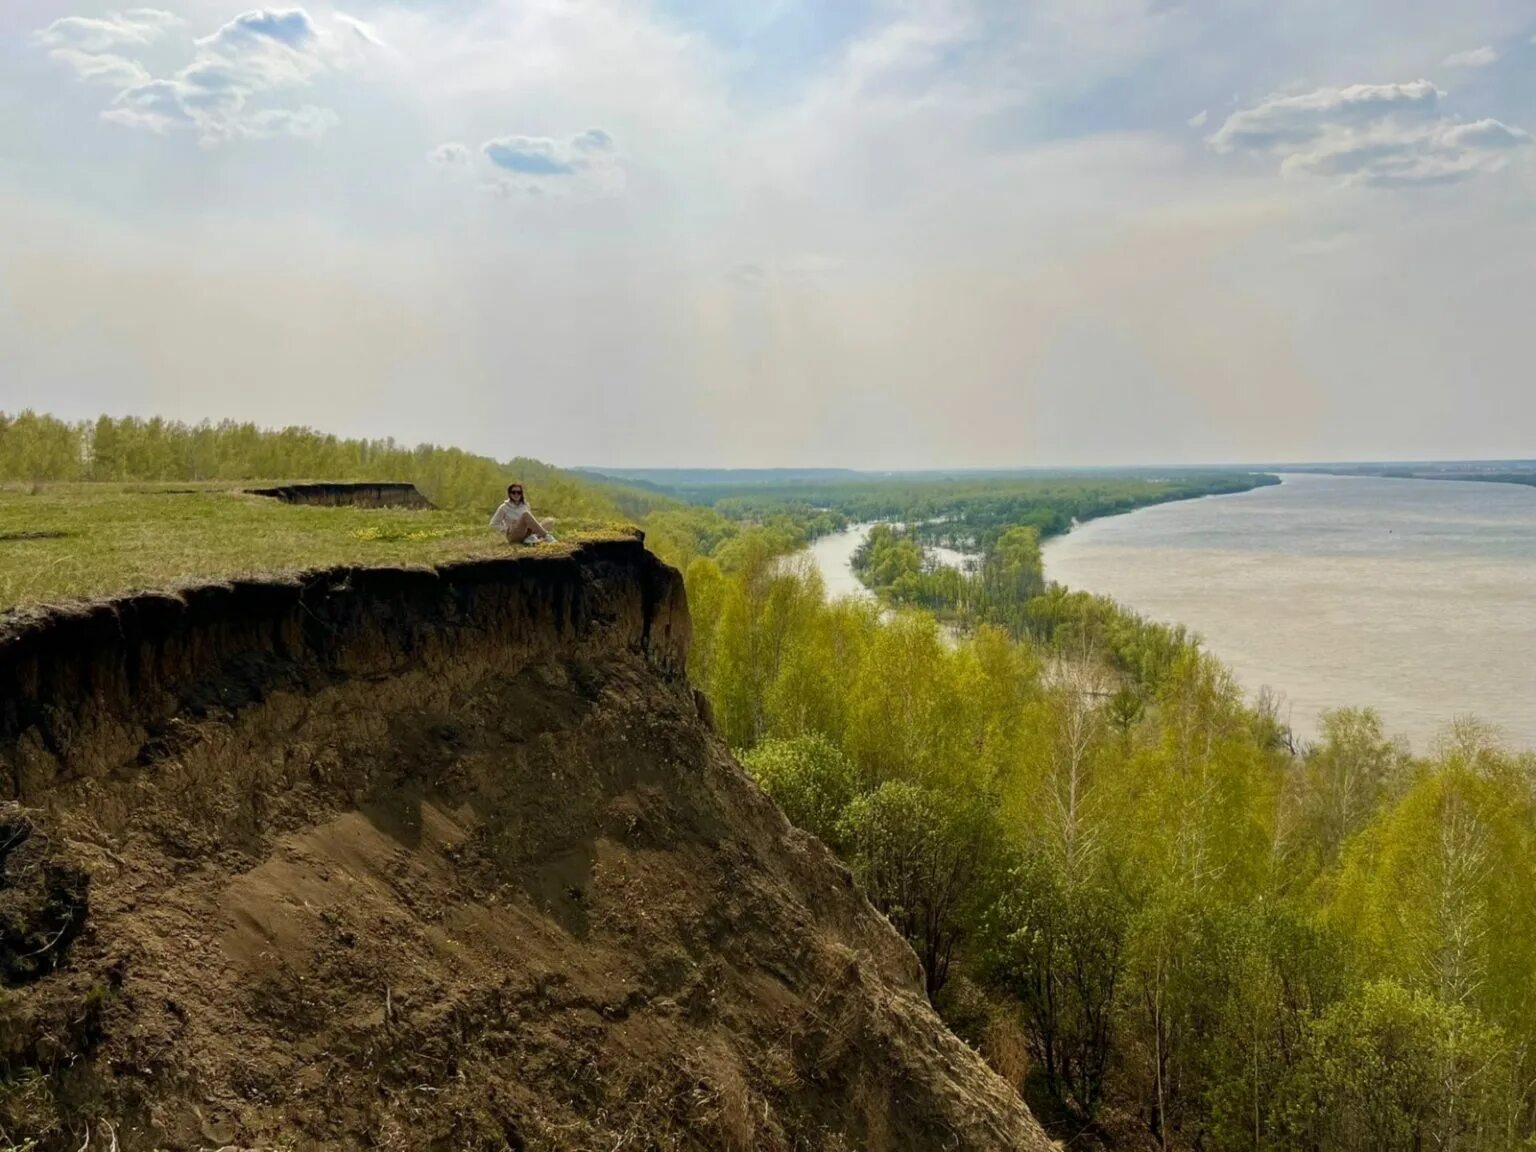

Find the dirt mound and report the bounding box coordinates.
[0,538,1051,1151]
[247,482,435,509]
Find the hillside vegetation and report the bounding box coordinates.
[689,527,1536,1151]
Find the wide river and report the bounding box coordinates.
[806,475,1536,751]
[1042,473,1536,751]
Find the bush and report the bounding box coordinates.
[739,734,859,850]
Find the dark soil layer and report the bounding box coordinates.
[247,483,435,509]
[0,539,1049,1151]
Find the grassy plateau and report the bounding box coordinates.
[0,482,628,615]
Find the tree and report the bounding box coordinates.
[740,734,860,850]
[1329,745,1536,1134]
[975,525,1044,632]
[839,781,1004,998]
[704,545,824,749]
[1296,708,1410,866]
[843,612,961,787]
[1278,981,1517,1152]
[0,411,83,483]
[683,557,728,690]
[977,854,1127,1119]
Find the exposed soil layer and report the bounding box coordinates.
[247,483,435,509]
[0,537,1050,1151]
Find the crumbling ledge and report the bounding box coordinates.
[247,482,435,509]
[0,534,688,806]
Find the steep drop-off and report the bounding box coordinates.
[0,536,1050,1151]
[247,482,435,509]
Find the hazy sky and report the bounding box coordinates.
[2,0,1534,468]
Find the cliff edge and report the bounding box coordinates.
[0,536,1050,1151]
[246,482,436,509]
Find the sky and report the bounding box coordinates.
[2,0,1534,469]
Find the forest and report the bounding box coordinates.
[5,410,1533,1149]
[686,532,1536,1150]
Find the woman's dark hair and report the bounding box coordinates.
[507,482,523,498]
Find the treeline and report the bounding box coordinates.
[682,472,1277,552]
[683,538,1536,1150]
[0,410,645,518]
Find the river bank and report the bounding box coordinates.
[1042,473,1536,749]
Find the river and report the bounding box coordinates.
[806,522,978,646]
[1042,473,1536,751]
[807,476,1536,751]
[807,524,982,604]
[806,522,879,603]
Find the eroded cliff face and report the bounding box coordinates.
[0,537,1051,1151]
[246,482,435,509]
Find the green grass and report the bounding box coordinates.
[0,483,634,615]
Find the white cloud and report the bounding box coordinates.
[193,9,328,89]
[48,49,152,88]
[1187,109,1208,128]
[37,9,176,90]
[429,142,472,166]
[474,130,624,196]
[1209,80,1531,186]
[333,13,388,54]
[102,79,193,133]
[103,84,338,144]
[36,6,378,145]
[243,106,339,141]
[1281,118,1529,185]
[1441,46,1498,69]
[483,136,581,176]
[425,124,625,196]
[1209,81,1441,153]
[572,128,615,154]
[34,9,181,53]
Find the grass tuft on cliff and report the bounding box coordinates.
[0,482,636,615]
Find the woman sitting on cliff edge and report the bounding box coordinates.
[491,482,557,545]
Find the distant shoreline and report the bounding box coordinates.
[1269,462,1536,490]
